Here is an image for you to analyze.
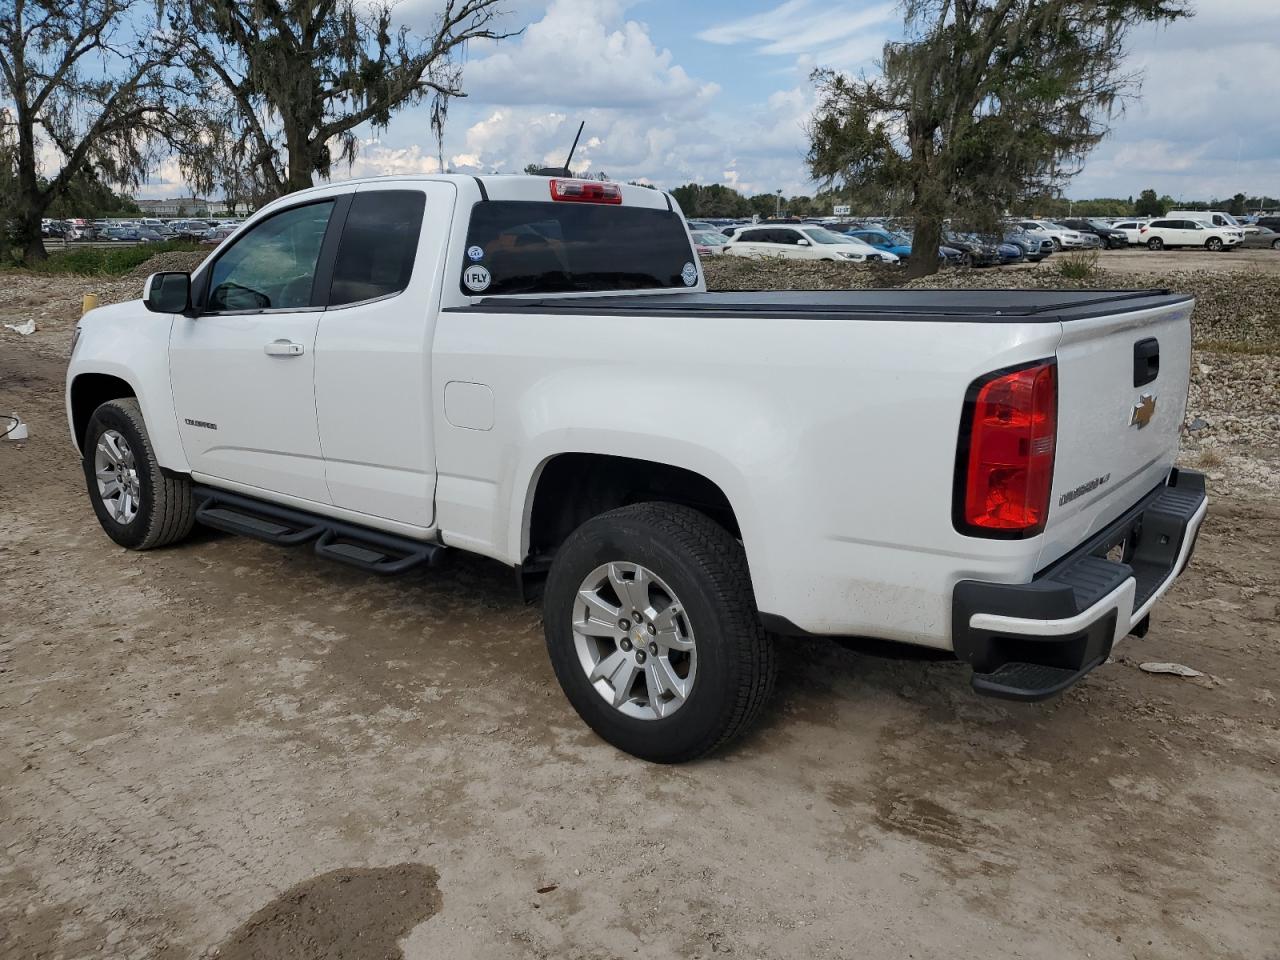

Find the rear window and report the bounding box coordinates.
[461,200,696,296]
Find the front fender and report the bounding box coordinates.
[67,301,188,473]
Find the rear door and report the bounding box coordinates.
[1038,296,1195,567]
[312,182,454,529]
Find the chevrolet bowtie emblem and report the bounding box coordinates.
[1130,393,1156,429]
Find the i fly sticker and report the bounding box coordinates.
[681,262,698,286]
[463,265,492,293]
[466,245,484,262]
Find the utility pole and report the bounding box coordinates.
[775,189,782,219]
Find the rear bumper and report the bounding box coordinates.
[951,469,1208,701]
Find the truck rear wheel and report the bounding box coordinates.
[82,398,195,550]
[543,503,776,762]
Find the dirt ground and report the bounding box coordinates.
[2,270,1278,960]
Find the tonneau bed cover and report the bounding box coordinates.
[452,289,1192,322]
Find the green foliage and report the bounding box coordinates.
[3,241,204,276]
[807,0,1191,277]
[185,0,516,197]
[1134,188,1167,217]
[1056,249,1101,280]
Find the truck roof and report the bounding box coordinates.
[452,289,1193,323]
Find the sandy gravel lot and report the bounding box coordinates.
[1,265,1278,960]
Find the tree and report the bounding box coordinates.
[1134,190,1167,216]
[0,0,190,260]
[1227,192,1246,216]
[807,0,1190,277]
[670,183,751,218]
[186,0,515,198]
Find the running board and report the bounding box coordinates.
[193,486,445,575]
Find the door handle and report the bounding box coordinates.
[264,339,304,357]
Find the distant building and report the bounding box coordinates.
[135,197,230,216]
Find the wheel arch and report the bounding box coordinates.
[69,372,137,452]
[520,451,744,565]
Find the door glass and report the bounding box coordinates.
[207,201,335,311]
[329,191,426,306]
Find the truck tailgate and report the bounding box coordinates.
[1040,296,1196,569]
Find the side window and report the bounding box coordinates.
[738,229,768,242]
[778,230,801,245]
[329,190,427,306]
[207,201,334,311]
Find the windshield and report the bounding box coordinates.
[463,200,696,295]
[802,227,854,245]
[691,230,724,244]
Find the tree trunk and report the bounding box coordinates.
[905,213,942,279]
[13,99,49,262]
[283,121,315,196]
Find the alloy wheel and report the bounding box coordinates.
[571,561,697,720]
[94,428,141,524]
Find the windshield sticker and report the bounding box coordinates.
[462,265,492,293]
[466,244,485,262]
[681,262,698,286]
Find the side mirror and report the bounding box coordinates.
[796,238,810,246]
[144,271,191,314]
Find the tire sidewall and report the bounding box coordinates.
[83,402,157,549]
[544,512,743,762]
[1148,238,1163,250]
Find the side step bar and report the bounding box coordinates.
[193,486,446,575]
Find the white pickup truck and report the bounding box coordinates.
[67,175,1208,762]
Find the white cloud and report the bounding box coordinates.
[463,0,718,113]
[698,0,896,68]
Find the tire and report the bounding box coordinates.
[1273,239,1280,250]
[1205,237,1223,252]
[82,398,195,550]
[543,503,776,763]
[1051,237,1062,250]
[1147,237,1164,250]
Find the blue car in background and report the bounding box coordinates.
[846,227,913,258]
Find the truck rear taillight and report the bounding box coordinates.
[549,179,623,204]
[955,360,1057,538]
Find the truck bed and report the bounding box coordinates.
[453,289,1193,323]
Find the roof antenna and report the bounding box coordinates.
[562,120,585,176]
[534,121,585,177]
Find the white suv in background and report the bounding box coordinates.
[1015,220,1086,249]
[1139,218,1243,251]
[725,225,899,263]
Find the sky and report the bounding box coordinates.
[132,0,1280,203]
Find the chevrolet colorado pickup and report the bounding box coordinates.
[67,175,1208,762]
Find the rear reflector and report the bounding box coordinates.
[549,179,623,204]
[955,360,1057,537]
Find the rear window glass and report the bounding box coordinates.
[329,190,425,306]
[461,200,696,296]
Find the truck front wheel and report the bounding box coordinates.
[543,503,776,762]
[82,398,195,550]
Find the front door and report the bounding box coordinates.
[169,198,340,505]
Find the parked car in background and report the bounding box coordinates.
[725,225,898,263]
[690,229,728,256]
[938,245,969,267]
[1003,229,1053,262]
[1110,220,1147,246]
[199,225,237,245]
[1240,226,1280,250]
[847,227,913,259]
[943,232,1002,267]
[1015,220,1086,249]
[1168,210,1244,232]
[1139,218,1243,251]
[996,241,1026,264]
[686,220,724,234]
[1061,219,1127,249]
[1255,215,1280,232]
